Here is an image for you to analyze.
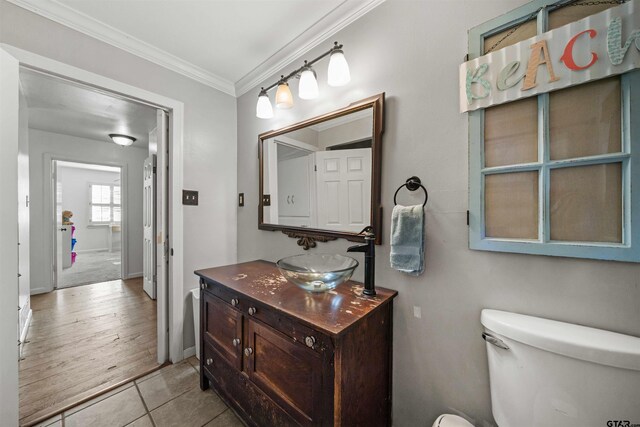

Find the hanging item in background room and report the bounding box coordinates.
[459,0,639,112]
[62,210,74,225]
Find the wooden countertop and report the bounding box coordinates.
[195,260,397,337]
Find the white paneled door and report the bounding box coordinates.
[315,148,371,233]
[54,161,64,287]
[143,155,157,300]
[155,110,169,363]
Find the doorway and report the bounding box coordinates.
[1,44,185,426]
[53,161,124,289]
[16,67,165,424]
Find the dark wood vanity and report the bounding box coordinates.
[195,260,397,426]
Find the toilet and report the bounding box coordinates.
[435,309,640,427]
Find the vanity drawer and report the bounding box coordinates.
[204,280,333,355]
[203,292,243,371]
[204,280,244,310]
[246,304,334,356]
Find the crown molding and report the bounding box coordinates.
[234,0,386,97]
[7,0,237,96]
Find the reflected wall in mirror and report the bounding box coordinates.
[259,93,384,246]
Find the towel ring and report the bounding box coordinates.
[394,176,428,207]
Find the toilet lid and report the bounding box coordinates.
[433,414,474,427]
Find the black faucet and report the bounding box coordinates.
[347,226,376,296]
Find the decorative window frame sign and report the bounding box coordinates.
[460,0,639,113]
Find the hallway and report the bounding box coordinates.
[19,278,158,425]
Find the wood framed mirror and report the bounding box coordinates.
[259,93,384,248]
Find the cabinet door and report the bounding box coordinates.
[203,293,243,370]
[277,155,311,218]
[245,318,323,426]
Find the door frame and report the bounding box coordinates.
[49,158,127,288]
[2,43,185,365]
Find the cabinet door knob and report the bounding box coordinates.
[200,282,206,290]
[248,307,257,316]
[206,358,213,366]
[305,336,316,348]
[231,298,239,307]
[244,347,253,357]
[232,338,241,347]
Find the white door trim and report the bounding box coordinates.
[0,45,21,427]
[2,43,185,364]
[46,157,127,289]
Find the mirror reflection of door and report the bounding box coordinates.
[262,108,373,233]
[315,147,371,233]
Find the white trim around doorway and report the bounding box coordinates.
[1,43,185,365]
[45,157,127,292]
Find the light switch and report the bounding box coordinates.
[182,190,198,206]
[413,306,422,319]
[239,193,245,207]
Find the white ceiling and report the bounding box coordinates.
[9,0,385,95]
[57,0,343,83]
[20,69,157,149]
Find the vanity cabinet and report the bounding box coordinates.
[195,260,397,427]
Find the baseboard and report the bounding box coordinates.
[75,248,111,253]
[126,272,143,279]
[30,286,51,295]
[183,346,196,359]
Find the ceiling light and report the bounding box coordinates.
[298,64,319,100]
[275,80,293,109]
[256,88,274,119]
[327,48,350,87]
[255,42,350,119]
[109,134,136,147]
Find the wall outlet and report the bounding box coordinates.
[182,190,198,206]
[413,306,422,319]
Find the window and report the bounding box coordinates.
[468,0,640,262]
[89,184,121,224]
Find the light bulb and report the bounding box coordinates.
[275,81,293,109]
[298,66,319,100]
[327,49,350,87]
[256,90,274,119]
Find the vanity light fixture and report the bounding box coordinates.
[256,88,274,119]
[255,41,350,118]
[298,63,319,100]
[327,48,350,87]
[109,133,136,147]
[275,80,294,109]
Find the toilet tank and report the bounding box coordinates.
[481,309,640,427]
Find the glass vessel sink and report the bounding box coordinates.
[276,254,359,293]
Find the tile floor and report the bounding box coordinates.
[33,357,244,427]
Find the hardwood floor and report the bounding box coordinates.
[19,278,159,426]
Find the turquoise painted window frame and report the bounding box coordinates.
[468,0,640,262]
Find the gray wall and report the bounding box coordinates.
[236,0,640,425]
[0,0,238,351]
